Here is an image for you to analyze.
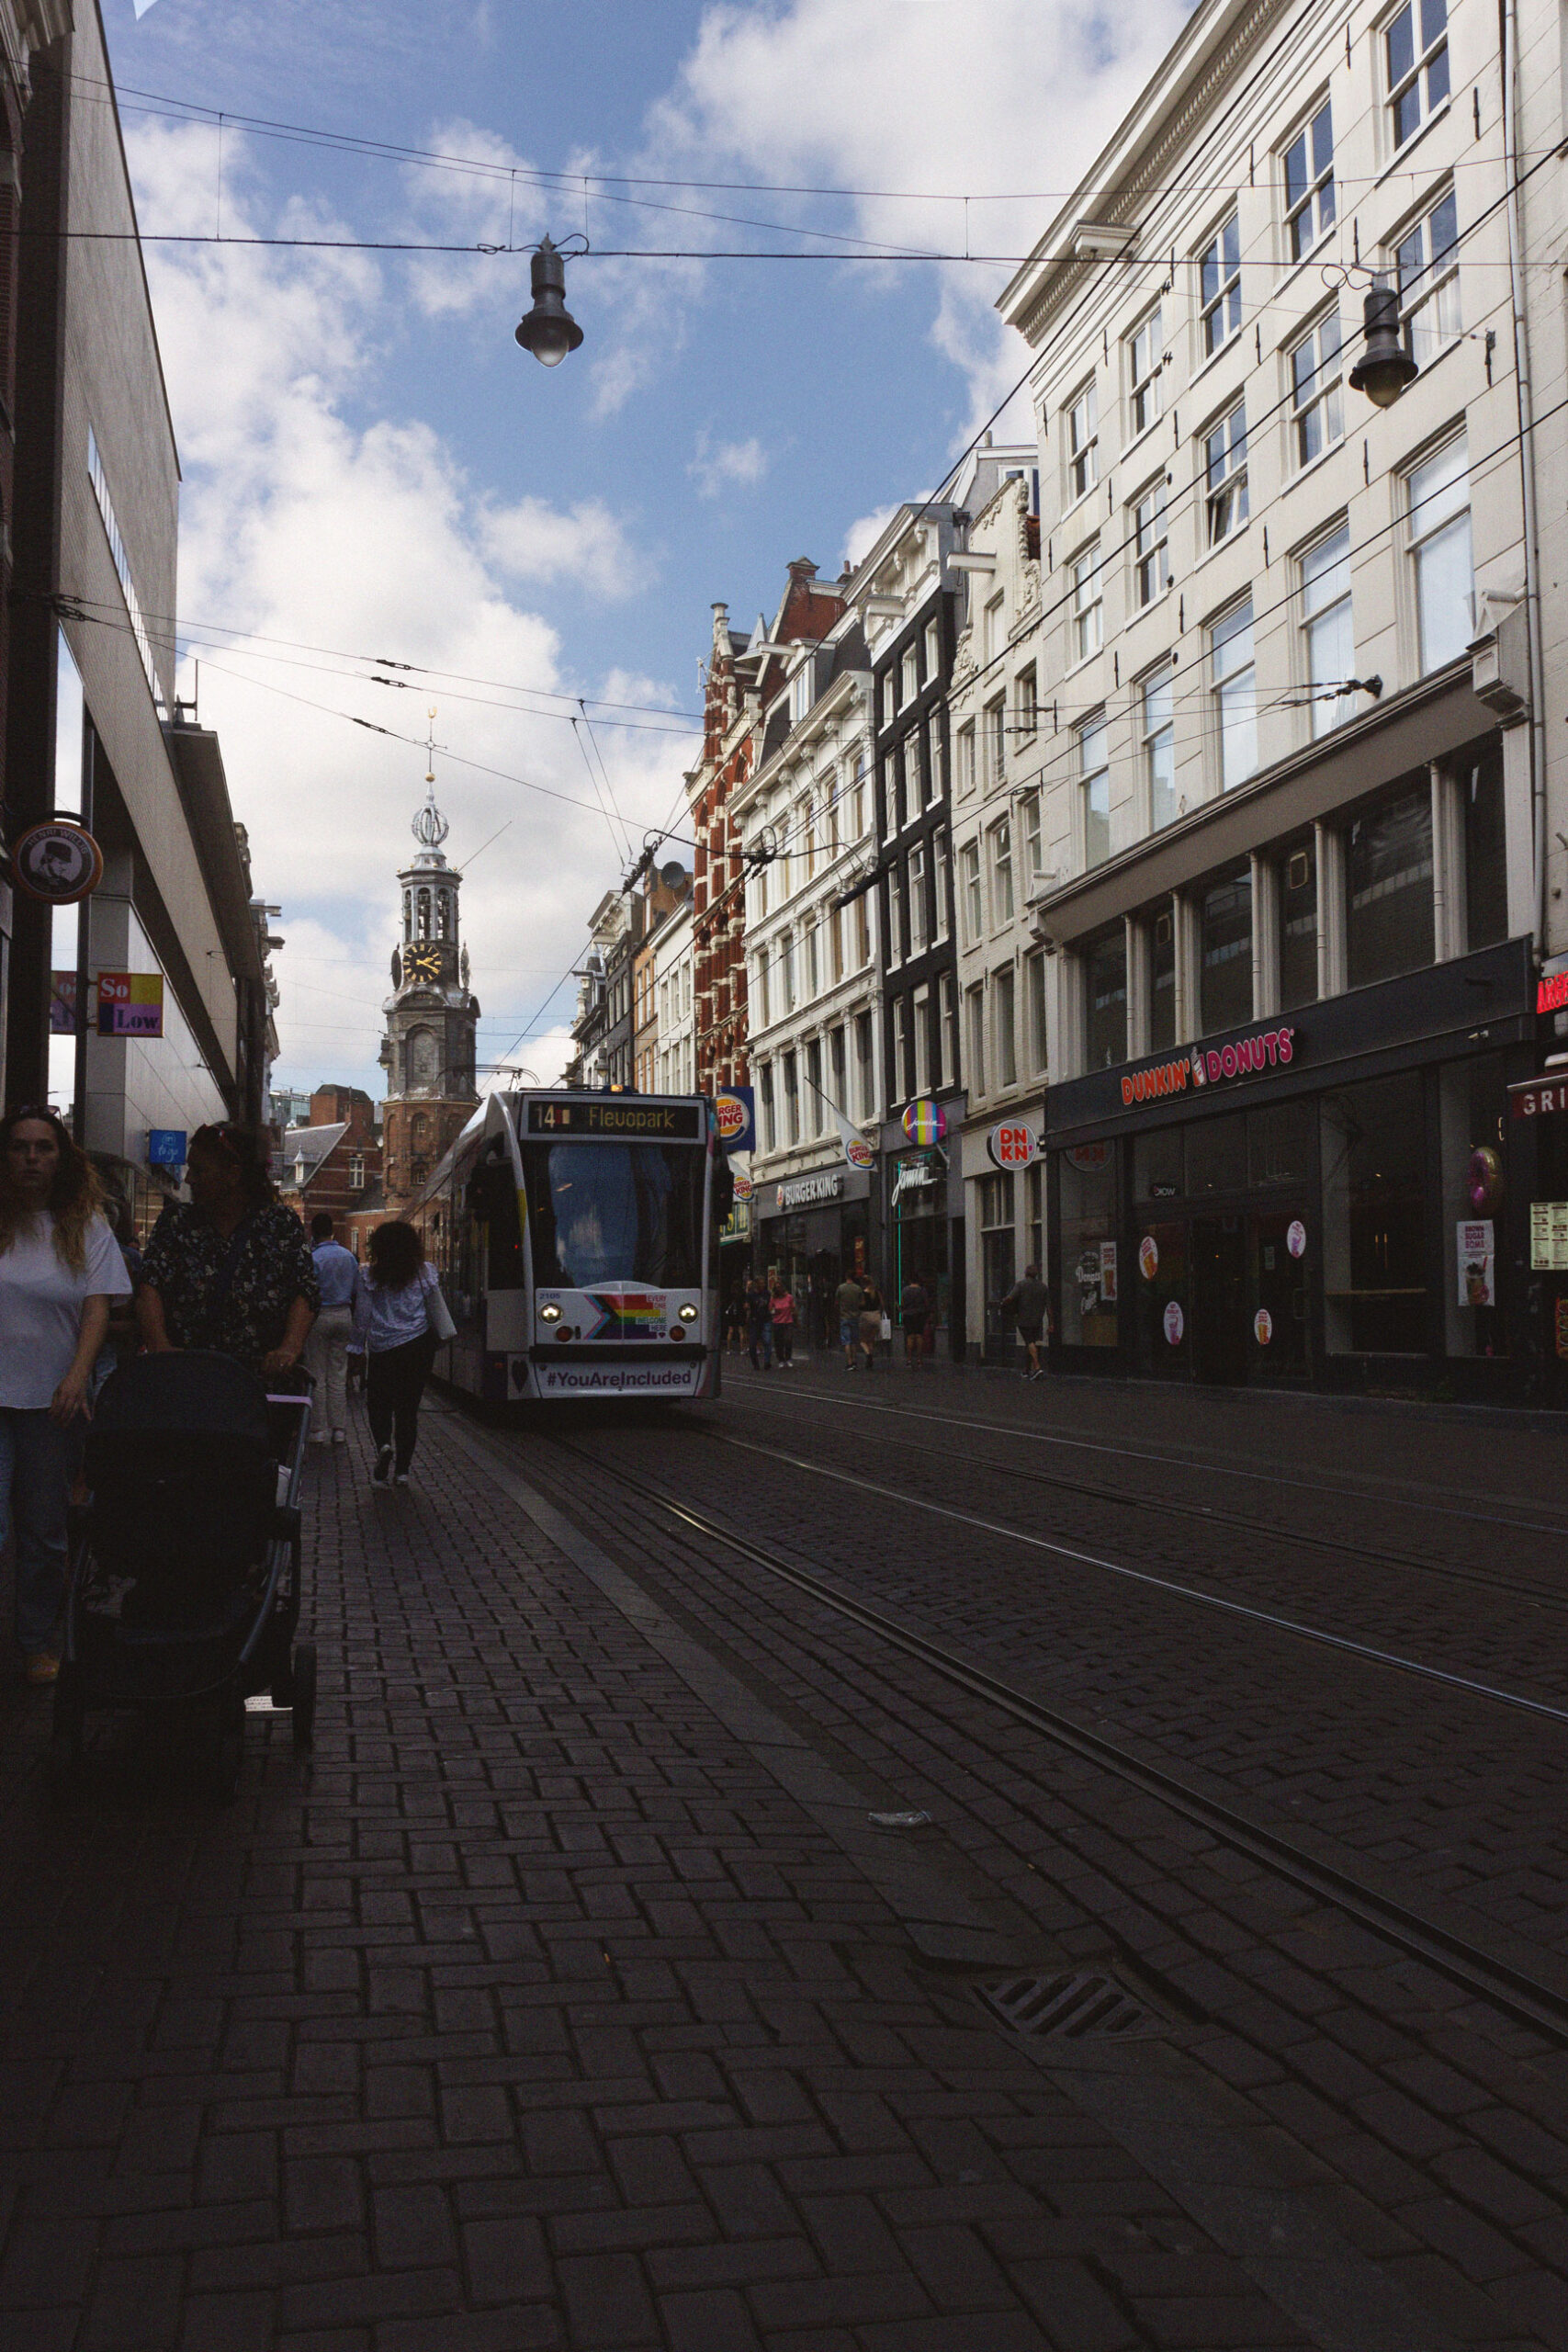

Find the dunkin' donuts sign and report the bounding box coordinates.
[1120,1024,1298,1108]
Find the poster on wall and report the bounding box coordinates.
[1098,1240,1118,1303]
[1456,1220,1495,1309]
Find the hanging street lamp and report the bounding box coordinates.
[1348,278,1418,408]
[515,235,585,368]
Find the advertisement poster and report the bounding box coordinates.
[1163,1298,1184,1346]
[1098,1240,1118,1303]
[96,971,164,1038]
[1138,1233,1159,1281]
[1456,1219,1495,1309]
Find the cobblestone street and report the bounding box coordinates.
[3,1377,1566,2351]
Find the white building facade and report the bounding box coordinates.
[653,899,695,1096]
[1002,0,1556,1396]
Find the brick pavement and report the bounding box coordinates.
[0,1402,1359,2352]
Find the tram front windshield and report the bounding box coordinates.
[523,1141,705,1291]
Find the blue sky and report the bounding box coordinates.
[105,0,1186,1098]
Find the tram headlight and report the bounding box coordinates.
[679,1303,698,1321]
[539,1302,561,1322]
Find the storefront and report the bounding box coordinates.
[754,1163,873,1349]
[1506,1056,1568,1403]
[879,1091,969,1359]
[960,1107,1047,1361]
[1044,938,1535,1397]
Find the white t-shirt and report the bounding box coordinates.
[0,1213,133,1409]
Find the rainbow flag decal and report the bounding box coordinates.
[901,1099,947,1146]
[582,1292,668,1339]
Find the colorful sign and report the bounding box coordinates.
[835,1110,874,1169]
[901,1098,947,1145]
[1120,1023,1299,1108]
[1538,970,1568,1014]
[1510,1076,1568,1119]
[49,971,77,1034]
[987,1121,1039,1170]
[730,1170,754,1204]
[96,970,164,1037]
[1457,1220,1495,1308]
[1254,1307,1273,1345]
[1529,1201,1568,1271]
[527,1099,702,1137]
[714,1086,755,1152]
[1098,1240,1118,1303]
[13,820,103,905]
[1467,1147,1503,1214]
[1163,1299,1184,1346]
[1138,1234,1159,1281]
[147,1129,187,1169]
[1287,1217,1307,1259]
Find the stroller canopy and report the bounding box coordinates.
[92,1350,273,1445]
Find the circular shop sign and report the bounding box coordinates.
[1138,1233,1159,1281]
[1286,1217,1306,1259]
[730,1171,754,1203]
[12,819,104,905]
[986,1120,1038,1171]
[844,1134,875,1169]
[1163,1298,1184,1346]
[1254,1307,1273,1345]
[901,1097,947,1146]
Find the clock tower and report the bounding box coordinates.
[379,777,480,1212]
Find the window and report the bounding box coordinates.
[1016,665,1037,741]
[1347,782,1434,987]
[1279,836,1318,1010]
[853,888,870,969]
[847,752,867,839]
[924,617,942,683]
[777,931,795,1012]
[1322,1072,1427,1353]
[996,967,1018,1089]
[1129,307,1163,435]
[1200,867,1253,1034]
[752,858,769,920]
[759,1063,775,1152]
[979,1170,1017,1336]
[1020,791,1043,882]
[956,724,976,797]
[901,645,919,705]
[1026,1161,1044,1274]
[1301,524,1355,738]
[1204,403,1248,544]
[829,902,844,985]
[803,920,818,1001]
[940,970,958,1089]
[907,728,926,811]
[983,594,1004,663]
[1071,542,1103,660]
[1084,927,1127,1069]
[967,985,987,1096]
[790,661,812,724]
[933,832,951,940]
[892,996,910,1102]
[782,1051,800,1144]
[961,838,983,942]
[753,948,770,1029]
[913,985,931,1095]
[1026,951,1048,1072]
[829,1024,847,1114]
[909,842,929,955]
[884,761,900,842]
[1133,481,1169,606]
[1211,600,1257,789]
[1283,100,1335,261]
[1079,716,1111,870]
[1396,188,1459,367]
[1200,214,1241,355]
[887,865,904,967]
[805,1037,823,1133]
[1386,0,1449,151]
[1141,668,1176,831]
[1406,435,1472,673]
[985,695,1007,785]
[349,1153,365,1190]
[1290,311,1343,469]
[854,1011,874,1120]
[990,817,1015,924]
[1067,379,1098,500]
[1150,906,1176,1050]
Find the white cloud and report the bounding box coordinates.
[688,431,769,501]
[841,504,898,571]
[126,119,685,1098]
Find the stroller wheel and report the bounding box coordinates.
[291,1643,317,1753]
[213,1689,244,1804]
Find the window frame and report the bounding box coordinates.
[1282,98,1335,264]
[908,840,929,956]
[989,815,1015,927]
[1140,665,1176,832]
[1066,377,1099,503]
[1015,664,1038,741]
[1203,402,1249,546]
[1299,520,1355,739]
[1078,712,1111,872]
[1288,307,1344,471]
[1384,0,1450,155]
[995,965,1018,1091]
[1070,539,1104,662]
[1198,212,1242,357]
[1210,598,1258,792]
[1132,478,1170,608]
[1394,186,1460,368]
[1128,304,1163,438]
[1404,431,1472,674]
[960,836,983,944]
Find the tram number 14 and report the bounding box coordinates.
[536,1103,572,1128]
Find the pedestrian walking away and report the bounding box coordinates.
[857,1278,884,1373]
[1000,1261,1051,1379]
[354,1220,446,1484]
[899,1273,930,1369]
[305,1213,360,1443]
[745,1272,773,1370]
[769,1272,796,1368]
[0,1108,132,1683]
[724,1283,746,1356]
[137,1123,319,1381]
[835,1269,866,1368]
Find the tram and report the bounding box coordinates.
[412,1089,730,1407]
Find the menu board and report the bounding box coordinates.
[1530,1201,1568,1271]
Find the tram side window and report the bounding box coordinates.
[468,1153,524,1290]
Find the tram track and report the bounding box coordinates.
[719,1375,1568,1611]
[501,1419,1568,2052]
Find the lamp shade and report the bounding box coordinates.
[514,237,583,367]
[1348,281,1418,409]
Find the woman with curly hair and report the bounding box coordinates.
[351,1219,443,1486]
[0,1105,132,1682]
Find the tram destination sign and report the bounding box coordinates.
[526,1099,702,1138]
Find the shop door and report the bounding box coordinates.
[1250,1208,1310,1378]
[1191,1216,1247,1384]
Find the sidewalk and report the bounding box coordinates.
[0,1403,1440,2350]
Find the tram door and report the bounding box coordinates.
[1191,1216,1247,1384]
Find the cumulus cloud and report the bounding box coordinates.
[688,432,769,501]
[841,504,899,571]
[126,119,684,1098]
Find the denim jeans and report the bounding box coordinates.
[0,1408,80,1655]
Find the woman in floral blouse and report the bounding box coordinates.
[138,1125,318,1379]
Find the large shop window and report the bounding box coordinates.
[1059,1144,1119,1347]
[1347,783,1433,989]
[1278,836,1318,1010]
[1200,868,1253,1035]
[979,1170,1017,1341]
[1084,926,1127,1069]
[1322,1073,1427,1353]
[1461,743,1508,951]
[1439,1049,1509,1357]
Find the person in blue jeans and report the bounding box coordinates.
[745,1274,773,1370]
[0,1107,132,1682]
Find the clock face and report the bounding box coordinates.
[404,944,444,982]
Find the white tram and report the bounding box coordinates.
[412,1090,729,1407]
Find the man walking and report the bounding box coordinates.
[835,1269,865,1369]
[305,1213,360,1441]
[899,1274,930,1370]
[1000,1261,1050,1381]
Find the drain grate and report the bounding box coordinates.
[976,1971,1160,2041]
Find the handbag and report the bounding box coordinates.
[879,1313,893,1342]
[424,1278,457,1344]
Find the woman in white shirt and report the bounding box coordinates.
[352,1219,441,1487]
[0,1107,132,1682]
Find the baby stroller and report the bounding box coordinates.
[53,1351,316,1799]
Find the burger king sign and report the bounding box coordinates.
[713,1087,755,1152]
